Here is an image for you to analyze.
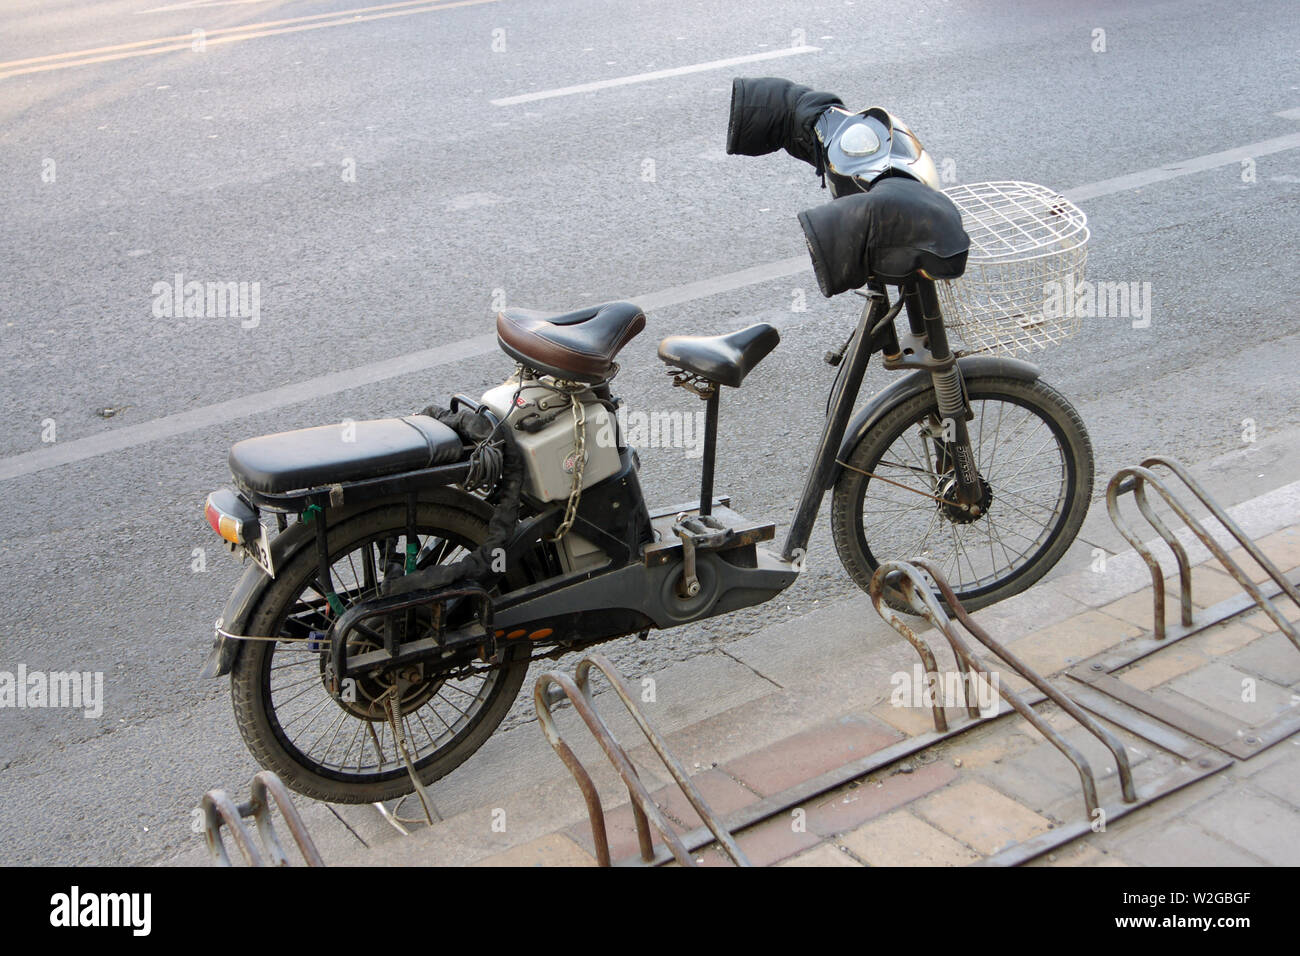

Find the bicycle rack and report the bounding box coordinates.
[534,651,750,867]
[1057,455,1300,763]
[1106,455,1300,644]
[871,559,1138,819]
[201,770,324,867]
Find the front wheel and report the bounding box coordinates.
[831,375,1093,613]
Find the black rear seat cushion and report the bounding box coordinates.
[229,415,464,494]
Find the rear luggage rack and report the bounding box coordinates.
[328,585,497,684]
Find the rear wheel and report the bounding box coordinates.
[230,502,530,804]
[831,376,1093,613]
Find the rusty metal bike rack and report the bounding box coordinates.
[1106,455,1300,644]
[1059,455,1300,763]
[202,770,324,867]
[534,651,750,867]
[872,559,1138,819]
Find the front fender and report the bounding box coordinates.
[827,355,1041,490]
[199,487,496,679]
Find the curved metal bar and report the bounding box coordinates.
[1108,470,1174,639]
[872,561,1103,817]
[1122,465,1299,648]
[868,571,957,731]
[534,669,700,867]
[250,771,325,867]
[575,653,751,866]
[1145,456,1300,628]
[912,558,1138,804]
[1132,478,1194,628]
[534,672,616,866]
[201,788,263,867]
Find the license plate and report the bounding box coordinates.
[241,521,276,578]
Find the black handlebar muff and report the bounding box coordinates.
[726,77,844,166]
[797,178,970,297]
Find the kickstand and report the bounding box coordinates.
[384,682,443,826]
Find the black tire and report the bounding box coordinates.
[831,376,1093,613]
[230,501,530,804]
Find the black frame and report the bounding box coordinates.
[215,276,981,682]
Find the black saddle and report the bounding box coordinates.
[229,416,464,494]
[496,301,645,383]
[797,177,970,296]
[658,323,780,388]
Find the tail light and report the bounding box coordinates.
[204,487,276,577]
[204,487,258,545]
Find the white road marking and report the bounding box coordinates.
[1064,131,1300,202]
[490,47,820,107]
[136,0,279,13]
[2,126,1298,481]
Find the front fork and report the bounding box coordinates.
[896,281,984,511]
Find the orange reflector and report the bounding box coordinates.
[506,629,527,640]
[494,629,505,638]
[528,628,553,641]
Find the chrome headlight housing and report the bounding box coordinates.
[815,106,940,195]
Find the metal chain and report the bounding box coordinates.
[550,396,586,540]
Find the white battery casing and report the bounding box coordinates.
[479,380,622,503]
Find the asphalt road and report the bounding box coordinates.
[0,0,1297,864]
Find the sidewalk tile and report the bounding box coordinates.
[1186,565,1253,608]
[1227,631,1300,686]
[1188,788,1300,866]
[722,716,902,797]
[913,780,1052,855]
[1242,601,1300,629]
[650,769,760,830]
[1029,843,1127,867]
[1253,527,1300,570]
[1008,611,1142,676]
[1217,547,1276,584]
[1095,820,1264,867]
[1120,644,1209,690]
[563,796,680,863]
[840,809,979,866]
[696,814,820,867]
[1199,621,1266,656]
[472,833,596,868]
[975,756,1078,816]
[945,729,1038,770]
[868,699,948,736]
[803,761,957,836]
[1247,758,1300,809]
[1229,737,1300,778]
[777,843,862,867]
[1099,588,1163,629]
[1163,660,1294,726]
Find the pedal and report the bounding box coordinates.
[671,514,736,598]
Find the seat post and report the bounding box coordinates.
[699,388,720,517]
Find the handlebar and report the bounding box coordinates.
[726,76,844,167]
[728,76,939,196]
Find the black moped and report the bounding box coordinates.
[201,79,1093,803]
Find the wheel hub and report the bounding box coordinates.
[319,639,443,721]
[938,474,993,524]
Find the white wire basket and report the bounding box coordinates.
[936,181,1089,355]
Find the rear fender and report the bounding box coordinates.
[199,486,495,678]
[826,355,1041,489]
